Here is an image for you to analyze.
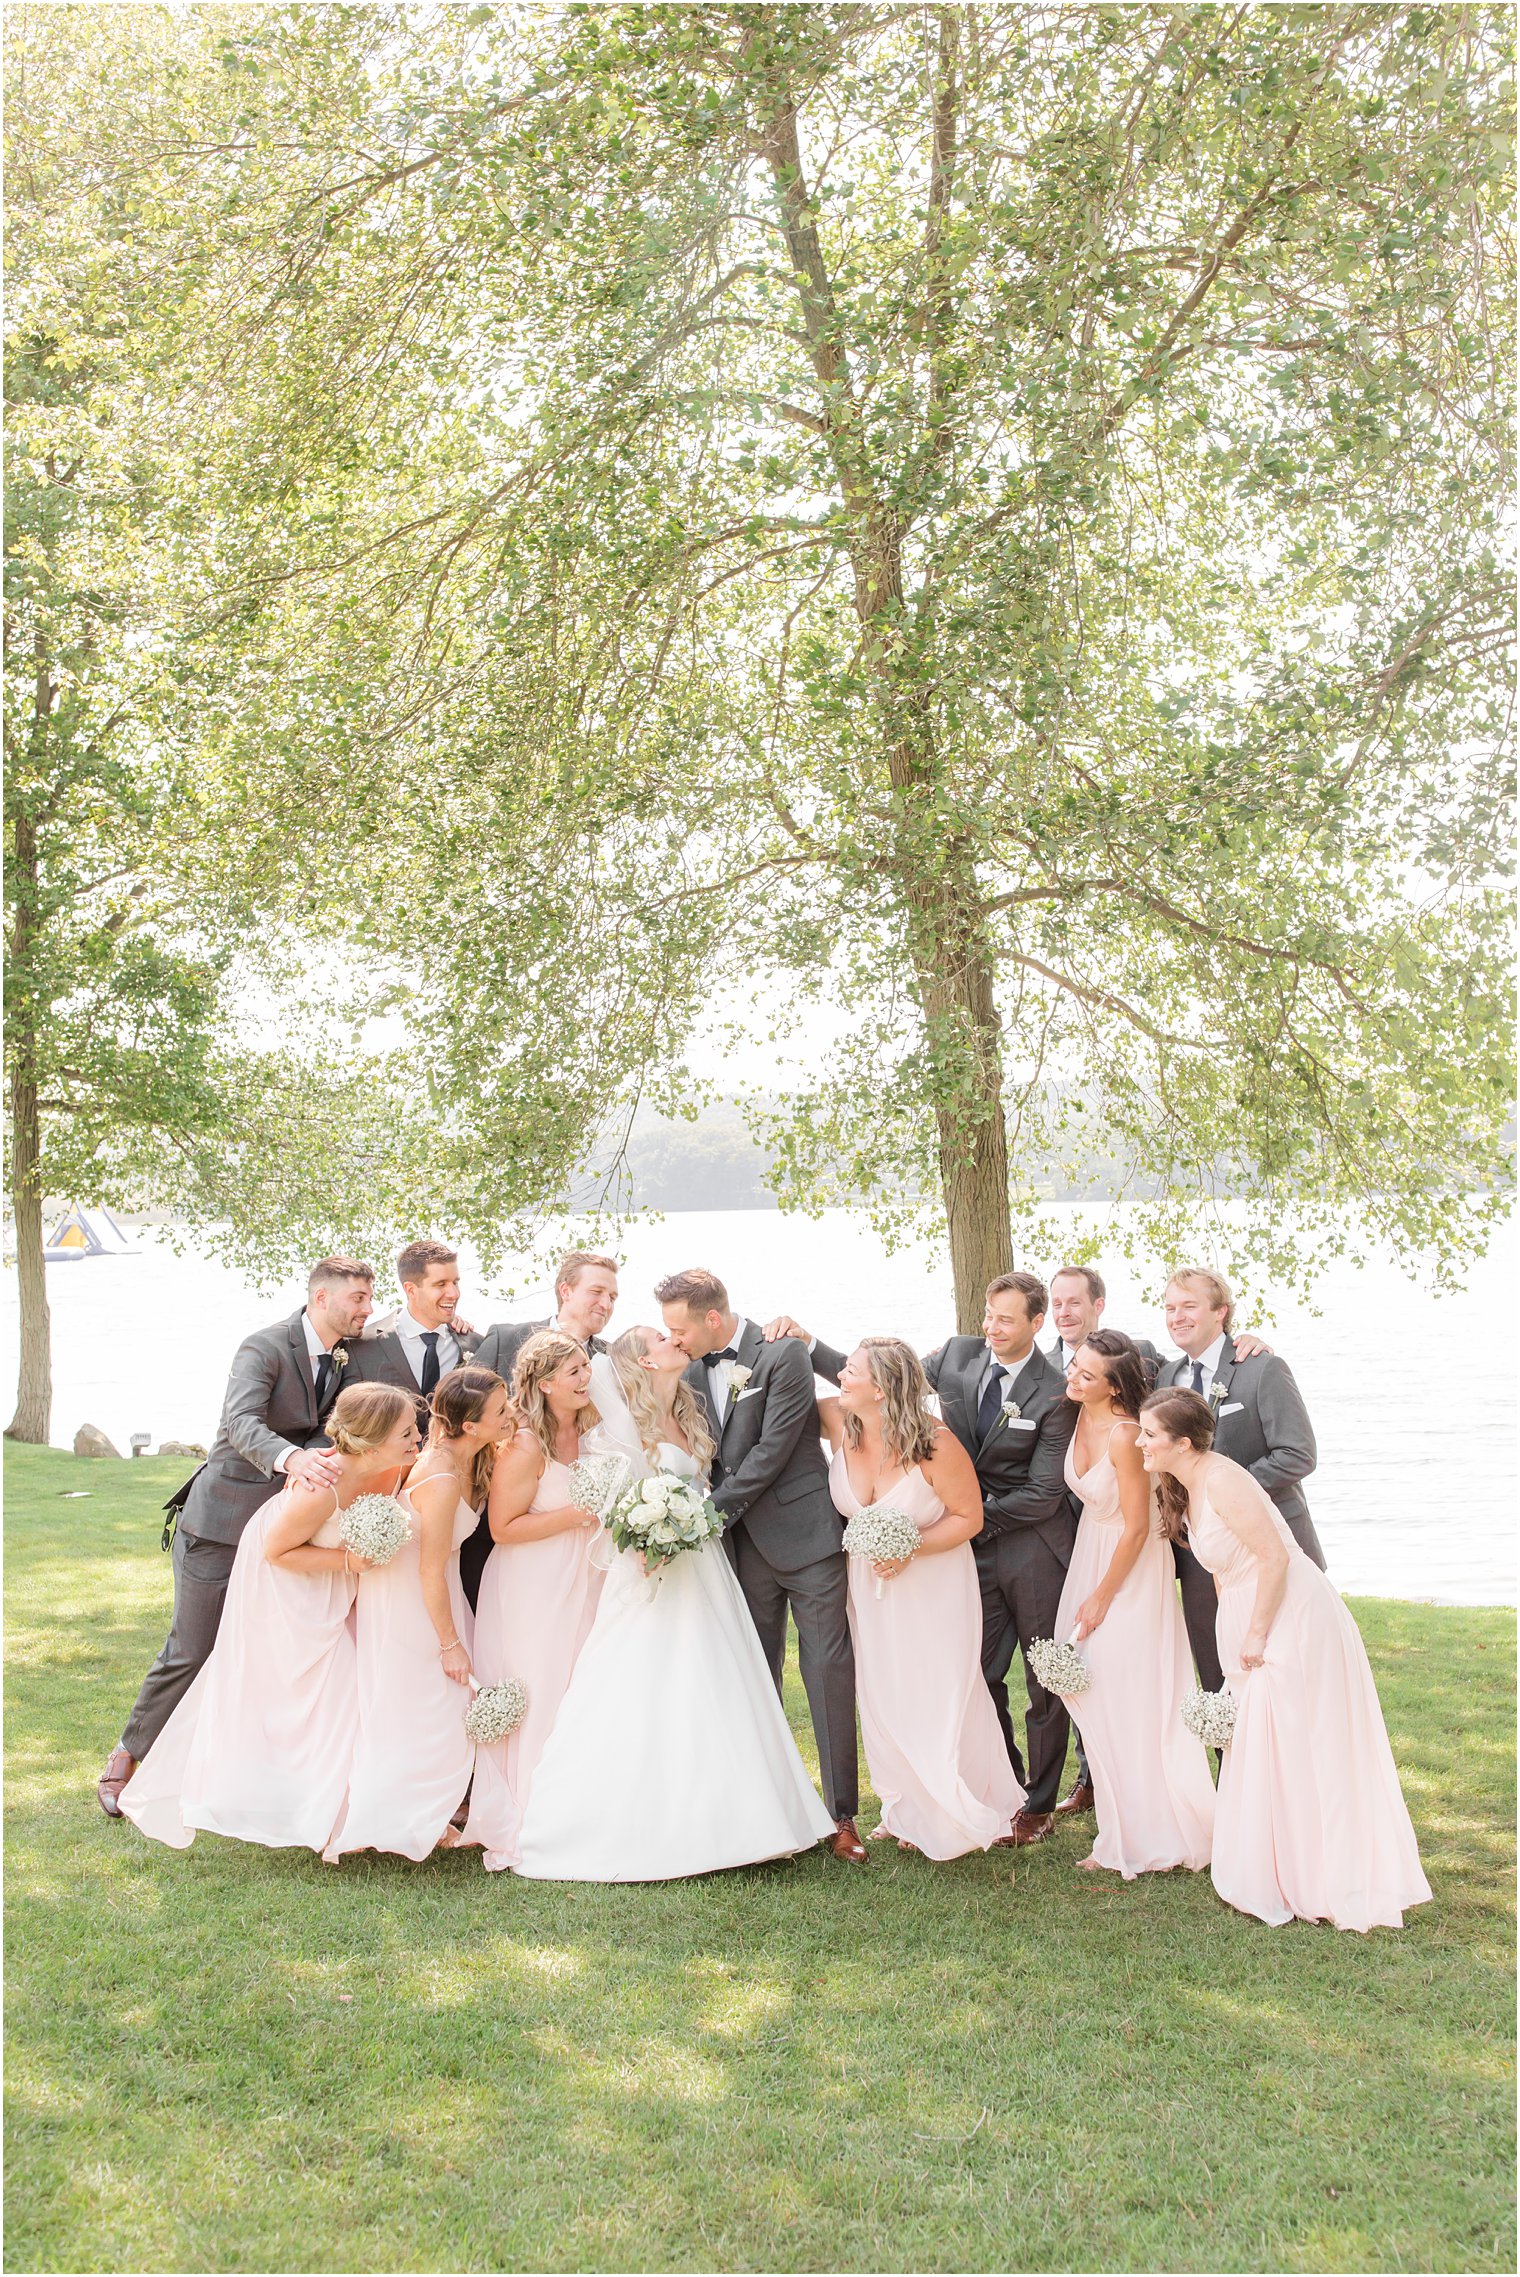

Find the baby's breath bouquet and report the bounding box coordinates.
[465,1676,529,1745]
[1181,1686,1238,1748]
[568,1451,632,1522]
[1026,1634,1092,1696]
[605,1471,723,1572]
[841,1505,922,1598]
[337,1493,411,1567]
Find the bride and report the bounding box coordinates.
[514,1325,836,1881]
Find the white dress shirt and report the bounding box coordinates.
[275,1312,336,1473]
[706,1318,752,1420]
[978,1342,1037,1407]
[394,1305,460,1387]
[1181,1333,1229,1398]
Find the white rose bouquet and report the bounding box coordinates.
[465,1676,529,1745]
[1025,1634,1091,1697]
[840,1504,922,1598]
[337,1493,411,1567]
[1181,1686,1238,1748]
[605,1471,723,1571]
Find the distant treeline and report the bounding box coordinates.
[576,1100,1184,1213]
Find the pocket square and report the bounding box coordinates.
[1004,1416,1037,1432]
[1218,1400,1244,1416]
[734,1385,763,1403]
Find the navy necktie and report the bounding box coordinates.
[420,1332,441,1399]
[976,1365,1007,1441]
[1190,1359,1205,1395]
[313,1352,334,1413]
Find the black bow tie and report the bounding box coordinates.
[710,1346,740,1364]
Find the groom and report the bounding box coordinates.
[656,1267,865,1864]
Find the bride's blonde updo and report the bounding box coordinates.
[608,1327,716,1475]
[843,1337,938,1470]
[328,1381,414,1456]
[512,1330,599,1465]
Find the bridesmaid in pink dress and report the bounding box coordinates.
[1140,1386,1433,1932]
[460,1331,604,1873]
[123,1384,418,1853]
[325,1365,514,1863]
[1054,1331,1215,1878]
[821,1338,1025,1857]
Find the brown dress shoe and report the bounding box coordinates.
[97,1745,138,1820]
[828,1816,868,1863]
[1055,1778,1096,1816]
[1004,1808,1055,1847]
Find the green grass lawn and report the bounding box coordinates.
[5,1443,1514,2275]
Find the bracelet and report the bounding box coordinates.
[437,1637,462,1655]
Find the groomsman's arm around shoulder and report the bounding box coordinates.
[761,1315,849,1385]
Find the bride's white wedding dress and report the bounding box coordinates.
[514,1360,835,1882]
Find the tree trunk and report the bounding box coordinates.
[906,871,1014,1332]
[5,1054,52,1444]
[759,71,1011,1327]
[6,795,51,1443]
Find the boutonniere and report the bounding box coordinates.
[331,1345,351,1379]
[726,1363,752,1402]
[999,1398,1023,1427]
[1206,1379,1228,1409]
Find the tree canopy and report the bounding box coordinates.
[5,3,1514,1350]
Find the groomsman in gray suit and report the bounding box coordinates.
[1158,1266,1323,1693]
[471,1250,618,1384]
[1047,1266,1164,1385]
[658,1266,866,1864]
[346,1238,484,1427]
[96,1256,376,1818]
[461,1250,618,1608]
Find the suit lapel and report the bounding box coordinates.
[975,1348,1046,1459]
[1210,1335,1239,1402]
[719,1321,766,1446]
[289,1314,317,1429]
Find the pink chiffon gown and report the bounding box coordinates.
[459,1451,604,1873]
[1188,1463,1432,1931]
[830,1451,1025,1857]
[1054,1427,1215,1877]
[122,1488,358,1852]
[323,1485,477,1862]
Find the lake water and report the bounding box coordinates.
[3,1207,1513,1606]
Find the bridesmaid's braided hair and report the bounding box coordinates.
[1077,1329,1149,1421]
[844,1337,938,1470]
[1140,1387,1216,1541]
[512,1330,600,1466]
[328,1381,414,1456]
[428,1365,510,1507]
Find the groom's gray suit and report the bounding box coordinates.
[684,1320,858,1822]
[1157,1335,1322,1691]
[119,1309,351,1760]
